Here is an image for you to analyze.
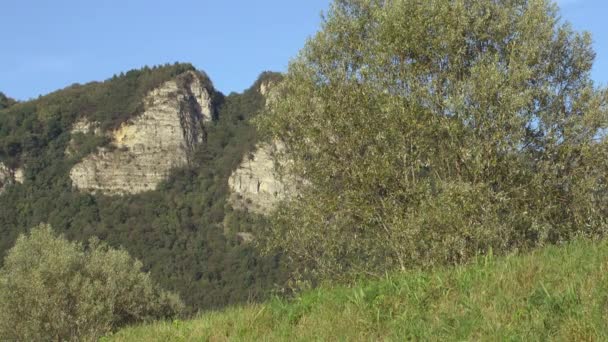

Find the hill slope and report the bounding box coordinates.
[0,92,16,110]
[0,64,288,311]
[109,239,608,341]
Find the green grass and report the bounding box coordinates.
[107,239,608,341]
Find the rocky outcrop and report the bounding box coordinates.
[14,168,24,184]
[236,232,255,244]
[0,163,24,193]
[71,118,101,135]
[259,80,280,105]
[70,71,215,195]
[259,81,273,97]
[228,78,301,215]
[228,142,297,214]
[65,118,102,157]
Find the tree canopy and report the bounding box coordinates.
[0,92,16,110]
[258,0,608,280]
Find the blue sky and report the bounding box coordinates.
[0,0,606,100]
[0,0,330,100]
[558,0,608,87]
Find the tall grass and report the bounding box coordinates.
[108,238,608,341]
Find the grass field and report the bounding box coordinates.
[107,239,608,341]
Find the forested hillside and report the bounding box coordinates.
[0,64,288,311]
[0,92,16,110]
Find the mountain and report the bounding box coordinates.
[69,70,216,194]
[0,64,288,311]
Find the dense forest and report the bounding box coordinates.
[0,64,289,311]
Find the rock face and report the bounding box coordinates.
[228,78,299,215]
[65,118,102,157]
[71,118,100,135]
[259,81,273,97]
[14,168,24,184]
[259,80,279,105]
[0,162,24,193]
[228,142,296,214]
[70,71,215,195]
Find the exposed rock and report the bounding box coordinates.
[185,75,214,122]
[259,81,273,96]
[0,164,11,193]
[259,80,279,105]
[70,71,215,195]
[71,118,101,135]
[228,141,297,214]
[0,163,24,193]
[65,118,102,157]
[228,78,300,215]
[236,232,255,244]
[14,168,24,184]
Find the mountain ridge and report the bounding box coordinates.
[0,92,16,110]
[0,63,290,311]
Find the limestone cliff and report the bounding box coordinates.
[0,163,24,193]
[259,79,280,106]
[228,141,307,215]
[228,141,298,214]
[70,71,215,195]
[65,118,102,157]
[227,79,298,215]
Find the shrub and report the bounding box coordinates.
[0,224,184,341]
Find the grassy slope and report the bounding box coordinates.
[108,239,608,341]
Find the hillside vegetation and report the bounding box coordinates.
[0,65,289,311]
[109,238,608,341]
[0,92,16,110]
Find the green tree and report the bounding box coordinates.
[0,224,184,341]
[258,0,608,280]
[0,92,16,110]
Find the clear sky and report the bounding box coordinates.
[0,0,606,101]
[558,0,608,87]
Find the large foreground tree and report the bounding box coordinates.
[258,0,608,280]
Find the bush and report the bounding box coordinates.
[0,224,184,341]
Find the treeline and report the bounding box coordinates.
[0,65,290,311]
[0,63,202,169]
[0,92,16,110]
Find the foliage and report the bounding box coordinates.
[0,67,290,311]
[0,63,199,168]
[257,0,608,280]
[0,92,16,110]
[109,238,608,341]
[0,224,184,341]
